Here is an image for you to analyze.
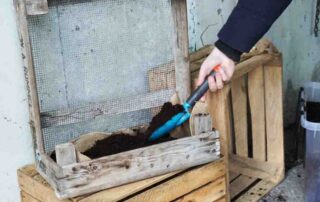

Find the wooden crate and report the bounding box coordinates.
[15,0,225,199]
[149,39,285,201]
[18,159,227,202]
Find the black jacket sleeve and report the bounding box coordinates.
[215,0,292,62]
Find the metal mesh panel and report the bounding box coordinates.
[27,0,177,152]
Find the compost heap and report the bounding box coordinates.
[81,102,184,159]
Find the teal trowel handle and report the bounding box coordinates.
[185,64,221,107]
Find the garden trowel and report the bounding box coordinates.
[148,64,221,141]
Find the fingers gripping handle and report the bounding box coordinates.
[186,64,221,107]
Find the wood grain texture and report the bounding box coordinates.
[189,45,213,63]
[264,60,285,182]
[55,143,77,166]
[174,176,226,202]
[171,0,190,102]
[18,166,71,202]
[76,171,180,202]
[40,89,174,128]
[229,154,281,183]
[235,180,276,202]
[126,159,225,202]
[230,175,256,199]
[231,77,248,157]
[248,66,266,161]
[21,191,40,202]
[191,114,212,136]
[207,86,231,201]
[14,0,44,153]
[57,133,220,199]
[26,0,48,15]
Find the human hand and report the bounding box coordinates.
[197,47,235,100]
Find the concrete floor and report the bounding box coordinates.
[260,164,305,202]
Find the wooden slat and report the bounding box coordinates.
[191,114,212,136]
[57,133,220,199]
[76,171,180,202]
[215,197,227,202]
[14,0,44,152]
[21,191,40,202]
[174,176,226,202]
[207,86,231,201]
[229,171,240,182]
[26,0,48,15]
[248,67,266,161]
[55,143,77,166]
[231,77,248,157]
[189,45,213,63]
[40,89,175,128]
[191,54,274,81]
[171,0,191,102]
[126,159,225,202]
[18,168,71,202]
[230,175,256,199]
[235,180,276,202]
[264,59,285,182]
[229,154,281,183]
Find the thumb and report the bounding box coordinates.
[197,64,207,86]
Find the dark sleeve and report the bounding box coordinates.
[215,0,292,61]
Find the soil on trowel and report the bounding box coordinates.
[82,102,184,159]
[307,102,320,122]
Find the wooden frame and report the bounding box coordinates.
[14,0,226,199]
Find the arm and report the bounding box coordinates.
[198,0,292,94]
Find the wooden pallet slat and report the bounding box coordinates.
[230,175,256,199]
[126,159,225,202]
[174,176,226,202]
[248,67,266,161]
[231,77,248,157]
[264,59,285,182]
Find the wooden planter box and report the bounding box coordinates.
[14,0,224,199]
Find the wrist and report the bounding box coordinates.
[214,40,242,62]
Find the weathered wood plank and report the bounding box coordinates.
[264,59,285,182]
[40,89,175,128]
[231,77,248,157]
[76,171,180,202]
[191,54,274,81]
[171,0,191,102]
[230,175,256,199]
[248,66,266,161]
[235,180,276,202]
[14,0,44,152]
[21,191,40,202]
[17,167,71,202]
[57,133,220,199]
[229,154,281,183]
[126,159,225,202]
[207,86,231,201]
[229,171,240,182]
[191,114,212,136]
[174,176,226,202]
[189,45,213,63]
[55,143,77,166]
[26,0,48,15]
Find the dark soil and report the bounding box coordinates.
[81,102,184,159]
[307,102,320,122]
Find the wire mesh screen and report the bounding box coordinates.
[27,0,177,152]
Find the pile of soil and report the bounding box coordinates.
[81,102,184,159]
[307,102,320,122]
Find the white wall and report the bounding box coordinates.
[0,1,35,201]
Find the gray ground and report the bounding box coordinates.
[260,164,305,202]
